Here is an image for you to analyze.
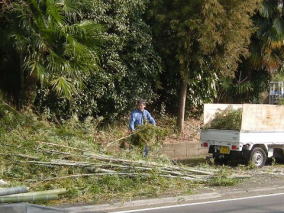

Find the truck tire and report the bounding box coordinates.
[249,147,267,168]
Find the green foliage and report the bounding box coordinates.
[217,0,284,104]
[217,68,270,104]
[272,68,284,81]
[249,0,284,72]
[0,0,103,101]
[34,0,161,121]
[148,0,260,112]
[130,124,168,147]
[205,107,242,130]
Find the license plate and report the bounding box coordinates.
[220,146,230,154]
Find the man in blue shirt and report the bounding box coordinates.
[129,100,156,157]
[129,100,156,132]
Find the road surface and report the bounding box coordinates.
[113,192,284,213]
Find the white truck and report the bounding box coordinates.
[200,104,284,167]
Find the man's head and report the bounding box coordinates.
[137,100,146,111]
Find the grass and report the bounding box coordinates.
[205,167,240,186]
[207,176,240,186]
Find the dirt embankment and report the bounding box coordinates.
[163,118,202,144]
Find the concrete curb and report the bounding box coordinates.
[64,185,284,212]
[64,192,221,213]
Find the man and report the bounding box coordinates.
[129,100,156,157]
[129,100,156,132]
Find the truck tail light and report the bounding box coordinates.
[232,145,238,150]
[202,142,208,147]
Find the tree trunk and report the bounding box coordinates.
[177,78,187,133]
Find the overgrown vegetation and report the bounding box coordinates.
[0,103,197,204]
[0,102,248,204]
[205,108,242,130]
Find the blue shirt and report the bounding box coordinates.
[129,109,156,131]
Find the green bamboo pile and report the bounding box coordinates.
[0,140,217,204]
[205,107,242,130]
[3,141,215,182]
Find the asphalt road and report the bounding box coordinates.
[114,193,284,213]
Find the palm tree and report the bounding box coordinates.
[250,0,284,72]
[0,0,102,104]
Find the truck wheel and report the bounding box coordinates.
[249,147,267,168]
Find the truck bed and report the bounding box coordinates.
[201,129,284,150]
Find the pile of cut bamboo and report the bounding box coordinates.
[0,186,66,203]
[14,141,216,182]
[0,140,217,204]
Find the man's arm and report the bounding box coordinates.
[129,112,136,131]
[146,111,156,125]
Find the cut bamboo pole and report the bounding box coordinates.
[26,170,205,183]
[83,153,214,175]
[32,141,215,176]
[0,186,28,196]
[19,159,208,179]
[0,194,58,203]
[19,160,95,167]
[0,188,67,197]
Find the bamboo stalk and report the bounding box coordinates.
[0,186,28,196]
[33,141,215,176]
[26,171,204,183]
[84,153,214,175]
[0,188,67,197]
[0,194,58,203]
[40,149,79,157]
[19,159,203,178]
[17,156,214,177]
[18,158,212,180]
[19,160,95,167]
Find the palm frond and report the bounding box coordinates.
[272,17,284,35]
[51,77,76,98]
